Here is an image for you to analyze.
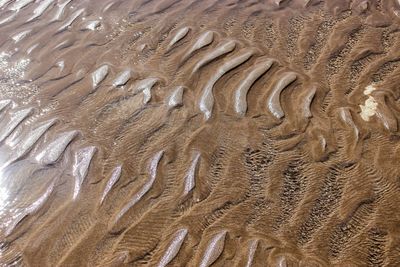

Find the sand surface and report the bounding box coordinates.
[0,0,400,266]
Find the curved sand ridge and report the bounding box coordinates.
[0,0,400,266]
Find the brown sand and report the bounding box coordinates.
[0,0,400,266]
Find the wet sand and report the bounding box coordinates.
[0,0,400,266]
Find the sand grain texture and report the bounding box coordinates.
[0,0,400,266]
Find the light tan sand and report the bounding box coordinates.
[0,0,400,266]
